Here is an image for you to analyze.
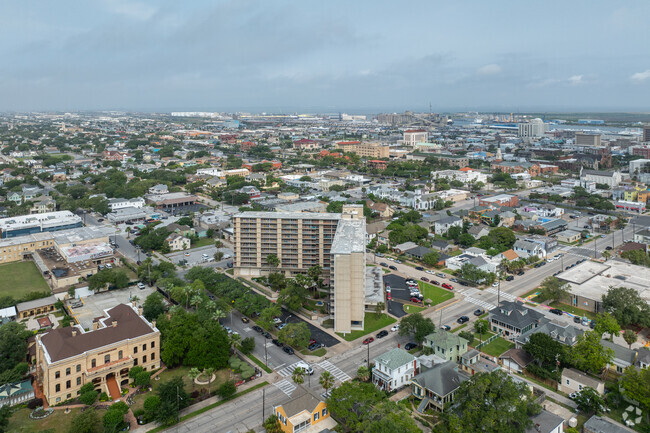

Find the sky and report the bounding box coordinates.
[1,0,649,113]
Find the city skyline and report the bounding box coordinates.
[1,0,649,112]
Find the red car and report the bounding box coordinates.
[421,277,429,282]
[442,283,453,290]
[410,297,422,303]
[363,337,374,344]
[386,292,392,300]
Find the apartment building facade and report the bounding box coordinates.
[233,206,367,334]
[335,141,390,158]
[35,304,160,405]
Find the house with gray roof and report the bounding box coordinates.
[404,245,432,260]
[489,301,545,339]
[515,320,583,349]
[513,239,545,259]
[411,360,469,412]
[525,409,564,433]
[372,348,419,392]
[434,216,462,236]
[636,347,650,369]
[423,330,469,362]
[601,339,637,374]
[584,415,635,433]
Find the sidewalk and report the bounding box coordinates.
[513,373,577,409]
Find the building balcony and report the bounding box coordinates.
[85,357,134,378]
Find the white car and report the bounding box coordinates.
[137,282,146,290]
[492,282,499,287]
[391,324,400,332]
[294,361,314,375]
[425,270,435,275]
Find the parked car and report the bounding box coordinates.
[391,324,400,332]
[573,316,581,323]
[283,346,295,355]
[272,339,283,347]
[394,260,402,264]
[450,278,458,283]
[363,337,374,345]
[440,325,451,331]
[264,332,272,339]
[252,325,263,333]
[442,283,453,290]
[308,343,322,351]
[137,282,146,289]
[404,342,418,350]
[589,321,596,329]
[415,266,424,271]
[473,309,485,316]
[431,280,440,285]
[549,308,563,316]
[582,317,590,326]
[224,326,232,334]
[457,316,469,324]
[277,323,287,330]
[517,270,525,276]
[425,270,436,275]
[605,246,612,250]
[386,292,392,300]
[241,317,250,323]
[421,277,429,282]
[273,317,282,325]
[377,330,388,338]
[410,297,422,303]
[389,265,398,271]
[436,273,446,278]
[505,276,514,281]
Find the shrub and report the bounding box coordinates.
[79,383,95,395]
[459,331,474,342]
[132,408,145,418]
[135,371,151,387]
[128,366,145,379]
[190,390,200,399]
[98,392,109,402]
[216,380,237,399]
[79,391,98,406]
[27,398,43,409]
[240,337,255,355]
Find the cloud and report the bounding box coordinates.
[568,75,584,85]
[630,70,650,83]
[103,0,156,21]
[476,64,501,75]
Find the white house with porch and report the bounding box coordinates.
[372,348,419,392]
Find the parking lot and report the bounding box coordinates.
[69,285,157,329]
[166,245,232,266]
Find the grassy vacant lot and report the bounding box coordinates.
[0,261,49,299]
[480,337,514,357]
[190,238,215,249]
[548,302,597,321]
[403,304,427,314]
[418,281,454,306]
[336,312,396,341]
[8,407,82,433]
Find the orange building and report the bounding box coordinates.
[273,386,336,433]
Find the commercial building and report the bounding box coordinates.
[107,197,145,212]
[615,200,646,213]
[35,303,160,405]
[579,167,622,188]
[575,132,602,147]
[0,211,82,239]
[517,118,547,138]
[233,205,369,334]
[479,194,519,208]
[644,125,650,143]
[335,141,390,158]
[403,129,428,146]
[145,192,197,210]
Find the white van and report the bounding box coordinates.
[294,361,314,375]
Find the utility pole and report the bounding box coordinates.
[367,341,370,372]
[594,237,597,259]
[262,387,266,424]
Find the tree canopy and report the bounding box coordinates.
[602,286,650,327]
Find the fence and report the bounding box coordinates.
[474,333,499,350]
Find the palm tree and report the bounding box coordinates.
[212,309,226,322]
[130,295,140,304]
[203,367,215,396]
[357,365,370,382]
[375,302,385,318]
[291,367,305,385]
[229,333,242,351]
[188,367,201,391]
[319,371,334,396]
[602,250,611,261]
[190,294,203,310]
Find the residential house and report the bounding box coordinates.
[239,185,261,199]
[515,320,583,349]
[411,361,469,412]
[525,410,564,433]
[434,216,463,236]
[601,340,637,374]
[459,349,501,376]
[494,249,519,262]
[0,379,34,408]
[273,385,335,433]
[513,239,545,259]
[148,184,168,195]
[559,368,605,395]
[636,348,650,369]
[372,348,419,392]
[404,246,432,261]
[366,221,388,245]
[16,296,58,319]
[467,224,490,240]
[30,196,55,214]
[556,229,582,243]
[166,224,195,237]
[499,348,534,373]
[430,240,456,253]
[393,241,418,254]
[488,301,545,339]
[365,200,394,218]
[423,330,469,362]
[583,415,635,433]
[166,233,190,251]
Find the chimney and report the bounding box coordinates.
[152,320,156,329]
[71,329,77,337]
[138,306,143,316]
[92,321,99,331]
[131,299,137,307]
[535,423,541,433]
[112,320,117,328]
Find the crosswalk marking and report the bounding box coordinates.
[464,296,496,311]
[316,360,351,383]
[485,288,516,302]
[274,379,296,397]
[277,361,306,377]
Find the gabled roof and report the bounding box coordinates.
[425,330,468,350]
[411,361,468,397]
[374,348,416,370]
[488,301,545,330]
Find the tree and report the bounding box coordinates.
[319,371,335,395]
[523,333,566,370]
[422,251,441,267]
[569,330,614,374]
[79,388,98,406]
[259,304,281,331]
[188,367,201,391]
[292,366,305,385]
[240,337,255,354]
[278,282,308,311]
[156,376,189,425]
[307,265,323,287]
[68,408,102,433]
[326,381,385,432]
[574,387,605,416]
[103,402,129,433]
[374,302,385,318]
[538,276,570,303]
[214,251,224,261]
[278,322,310,348]
[457,233,475,248]
[142,292,166,322]
[357,365,370,381]
[216,380,236,399]
[267,272,286,292]
[266,254,280,268]
[143,395,161,422]
[459,330,474,343]
[263,415,283,433]
[594,312,620,341]
[0,405,10,433]
[474,319,489,343]
[0,322,32,385]
[620,366,650,422]
[438,370,541,433]
[602,286,650,327]
[398,313,436,343]
[135,371,151,387]
[623,329,637,349]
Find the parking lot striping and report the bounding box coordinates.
[273,379,296,397]
[485,288,516,302]
[277,361,306,377]
[316,360,351,383]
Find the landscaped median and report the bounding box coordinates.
[147,381,269,433]
[336,312,397,342]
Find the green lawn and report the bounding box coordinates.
[0,261,49,299]
[300,347,326,357]
[451,323,467,333]
[8,407,82,433]
[418,281,454,306]
[469,331,495,347]
[480,337,514,357]
[548,302,598,321]
[404,304,427,314]
[190,237,216,249]
[336,313,396,341]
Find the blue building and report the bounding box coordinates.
[0,211,83,239]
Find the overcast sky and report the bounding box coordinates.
[1,0,649,113]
